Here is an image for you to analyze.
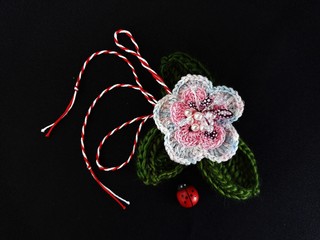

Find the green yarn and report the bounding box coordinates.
[160,52,214,95]
[136,52,260,200]
[137,128,260,199]
[136,128,185,186]
[197,139,260,200]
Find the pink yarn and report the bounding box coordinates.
[171,102,188,124]
[182,87,207,105]
[169,86,231,150]
[200,124,225,150]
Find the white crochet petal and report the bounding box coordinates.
[153,94,177,135]
[209,86,244,122]
[172,74,214,100]
[204,124,239,163]
[153,74,244,165]
[164,132,204,165]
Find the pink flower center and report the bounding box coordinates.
[181,96,233,142]
[170,91,234,148]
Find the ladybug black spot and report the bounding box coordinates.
[190,194,193,197]
[191,190,194,192]
[185,196,188,199]
[184,201,187,204]
[181,194,184,197]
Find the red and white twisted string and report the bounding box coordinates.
[41,29,171,209]
[114,29,171,94]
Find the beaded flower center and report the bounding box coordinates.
[180,97,233,142]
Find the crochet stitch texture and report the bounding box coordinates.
[137,52,260,200]
[153,74,244,165]
[42,29,259,207]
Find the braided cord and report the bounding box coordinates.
[42,30,171,209]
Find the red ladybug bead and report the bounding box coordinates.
[176,184,199,208]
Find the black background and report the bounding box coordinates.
[1,1,320,239]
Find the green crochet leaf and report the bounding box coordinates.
[160,52,214,95]
[136,52,260,199]
[136,128,185,186]
[197,139,260,200]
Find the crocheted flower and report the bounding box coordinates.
[153,74,244,165]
